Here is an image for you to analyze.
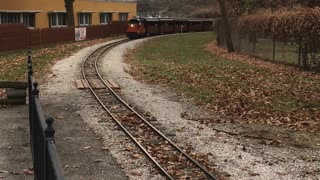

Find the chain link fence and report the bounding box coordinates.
[216,21,319,69]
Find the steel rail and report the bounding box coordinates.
[83,38,218,180]
[94,42,218,180]
[82,39,174,179]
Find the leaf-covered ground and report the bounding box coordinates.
[125,32,320,132]
[0,36,123,81]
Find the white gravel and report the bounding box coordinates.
[41,39,164,180]
[41,36,320,180]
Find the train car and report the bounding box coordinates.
[126,18,146,38]
[174,19,188,33]
[188,19,204,32]
[203,19,214,31]
[159,18,175,34]
[145,18,160,36]
[126,17,213,39]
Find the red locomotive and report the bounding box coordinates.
[126,17,213,39]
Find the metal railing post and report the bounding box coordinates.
[45,117,55,179]
[32,82,42,179]
[27,48,34,156]
[27,50,64,180]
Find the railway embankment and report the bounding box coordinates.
[123,33,320,179]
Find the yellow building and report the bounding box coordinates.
[0,0,137,28]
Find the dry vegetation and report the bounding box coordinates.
[126,33,320,133]
[137,0,219,17]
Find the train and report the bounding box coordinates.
[126,17,213,39]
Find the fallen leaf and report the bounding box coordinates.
[94,159,103,163]
[101,147,108,150]
[130,171,142,176]
[131,154,141,159]
[249,172,260,176]
[10,172,19,175]
[80,146,92,151]
[23,169,34,175]
[72,165,80,168]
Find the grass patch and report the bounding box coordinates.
[0,36,123,81]
[126,32,320,132]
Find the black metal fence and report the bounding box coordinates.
[27,49,64,180]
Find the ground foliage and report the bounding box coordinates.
[235,7,320,70]
[239,7,320,41]
[137,0,219,18]
[228,0,320,14]
[0,37,121,81]
[125,33,320,133]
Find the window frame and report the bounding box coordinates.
[118,13,128,22]
[78,13,91,26]
[100,13,112,24]
[48,13,67,28]
[0,12,35,28]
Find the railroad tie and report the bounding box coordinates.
[75,79,120,90]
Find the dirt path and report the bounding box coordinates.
[0,105,33,180]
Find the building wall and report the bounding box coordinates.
[0,0,136,28]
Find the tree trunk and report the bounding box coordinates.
[217,0,235,52]
[64,0,75,26]
[302,41,309,69]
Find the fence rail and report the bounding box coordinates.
[27,49,64,180]
[216,20,320,70]
[0,22,128,52]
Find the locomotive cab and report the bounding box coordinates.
[126,18,146,39]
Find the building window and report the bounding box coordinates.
[119,13,128,21]
[23,13,35,28]
[78,13,91,26]
[100,13,112,24]
[0,12,35,28]
[49,13,67,27]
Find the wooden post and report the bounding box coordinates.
[0,81,27,89]
[7,89,27,99]
[253,33,256,54]
[0,81,27,105]
[238,30,241,52]
[0,99,26,105]
[298,40,302,67]
[273,37,276,61]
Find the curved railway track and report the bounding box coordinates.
[81,39,219,180]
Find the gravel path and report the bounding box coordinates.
[42,39,163,180]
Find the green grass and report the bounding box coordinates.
[127,32,320,131]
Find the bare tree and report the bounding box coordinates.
[64,0,75,26]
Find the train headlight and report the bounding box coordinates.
[130,24,134,27]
